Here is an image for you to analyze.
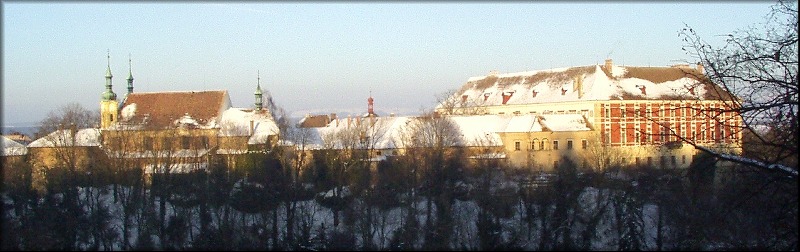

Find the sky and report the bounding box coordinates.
[1,1,778,128]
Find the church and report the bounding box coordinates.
[97,53,280,175]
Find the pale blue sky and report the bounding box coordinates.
[2,1,776,126]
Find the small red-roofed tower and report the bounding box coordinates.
[368,92,374,115]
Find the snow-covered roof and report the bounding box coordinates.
[1,136,28,156]
[298,116,413,150]
[294,113,591,150]
[449,115,507,147]
[539,114,592,131]
[217,107,280,145]
[442,62,726,110]
[28,128,101,148]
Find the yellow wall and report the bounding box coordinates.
[100,100,118,129]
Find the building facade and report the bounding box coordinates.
[436,59,743,170]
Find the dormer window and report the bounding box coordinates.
[561,88,568,95]
[483,93,491,102]
[636,85,647,95]
[501,91,514,105]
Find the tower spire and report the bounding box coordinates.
[254,71,263,111]
[126,53,134,94]
[102,50,117,101]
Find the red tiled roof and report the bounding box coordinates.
[120,90,230,128]
[299,115,331,128]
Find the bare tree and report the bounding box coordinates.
[34,102,99,139]
[679,0,797,178]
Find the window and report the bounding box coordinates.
[621,127,627,144]
[113,137,122,150]
[635,132,640,144]
[553,140,559,150]
[143,137,153,151]
[671,156,677,167]
[648,157,653,167]
[682,155,686,164]
[636,157,641,166]
[541,138,548,150]
[531,139,538,150]
[581,139,588,149]
[182,136,190,149]
[200,136,209,148]
[567,140,573,150]
[163,137,172,151]
[514,141,521,151]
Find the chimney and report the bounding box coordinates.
[249,120,254,136]
[390,112,395,117]
[604,58,613,72]
[696,62,704,73]
[330,113,337,123]
[461,95,468,104]
[573,76,584,99]
[347,115,352,128]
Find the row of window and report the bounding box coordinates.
[603,104,732,119]
[109,136,210,151]
[514,139,589,151]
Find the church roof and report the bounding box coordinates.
[118,90,231,129]
[441,62,734,110]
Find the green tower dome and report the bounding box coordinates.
[102,89,117,100]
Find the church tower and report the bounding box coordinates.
[100,51,119,129]
[254,71,263,111]
[126,54,134,95]
[367,93,374,116]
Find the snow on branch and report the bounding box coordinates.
[695,145,798,178]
